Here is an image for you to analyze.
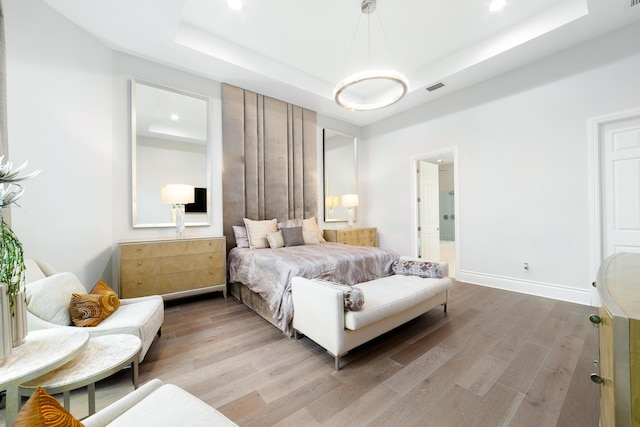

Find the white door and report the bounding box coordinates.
[419,161,440,260]
[602,117,640,256]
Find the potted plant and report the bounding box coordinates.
[0,155,40,348]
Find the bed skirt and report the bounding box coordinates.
[229,282,290,336]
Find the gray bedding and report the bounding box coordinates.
[228,242,398,333]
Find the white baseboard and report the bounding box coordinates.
[457,270,594,307]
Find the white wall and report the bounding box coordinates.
[361,22,640,305]
[3,0,348,289]
[5,0,113,287]
[4,1,227,289]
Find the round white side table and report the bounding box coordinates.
[20,334,142,416]
[0,329,89,425]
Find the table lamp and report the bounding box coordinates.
[161,184,194,238]
[325,195,339,218]
[341,193,359,227]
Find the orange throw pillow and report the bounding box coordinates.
[90,280,116,295]
[69,280,120,327]
[13,386,84,427]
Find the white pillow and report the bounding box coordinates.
[303,217,326,243]
[267,231,285,248]
[25,272,87,326]
[243,218,278,249]
[303,231,320,245]
[24,259,48,283]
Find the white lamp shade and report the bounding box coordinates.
[342,194,359,207]
[325,195,340,207]
[161,184,195,205]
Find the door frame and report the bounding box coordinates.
[588,106,640,305]
[411,147,460,278]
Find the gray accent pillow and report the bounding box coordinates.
[281,226,305,247]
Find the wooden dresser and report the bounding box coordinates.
[323,227,377,247]
[119,236,226,300]
[591,252,640,426]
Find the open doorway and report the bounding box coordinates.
[414,150,458,278]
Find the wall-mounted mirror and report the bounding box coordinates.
[131,80,210,228]
[323,129,357,222]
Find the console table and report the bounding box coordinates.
[19,334,142,416]
[0,329,89,425]
[323,227,377,247]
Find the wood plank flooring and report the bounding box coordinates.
[0,280,600,426]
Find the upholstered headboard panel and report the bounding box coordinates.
[221,84,318,252]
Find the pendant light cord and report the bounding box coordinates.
[339,13,365,80]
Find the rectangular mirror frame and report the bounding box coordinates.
[131,79,211,228]
[323,128,358,223]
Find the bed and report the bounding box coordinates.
[228,242,398,334]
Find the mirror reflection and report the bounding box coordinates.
[132,80,210,228]
[323,129,357,222]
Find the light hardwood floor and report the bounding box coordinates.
[0,280,600,426]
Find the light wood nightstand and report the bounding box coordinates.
[119,236,226,300]
[323,227,377,247]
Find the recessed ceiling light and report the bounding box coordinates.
[228,0,243,10]
[489,0,506,12]
[170,113,180,121]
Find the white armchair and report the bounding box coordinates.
[83,379,238,426]
[23,260,163,362]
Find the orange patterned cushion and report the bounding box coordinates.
[90,280,116,295]
[13,386,84,427]
[69,280,120,327]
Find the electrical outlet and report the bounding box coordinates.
[523,262,529,271]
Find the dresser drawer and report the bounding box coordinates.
[121,269,225,299]
[120,252,223,277]
[121,239,224,260]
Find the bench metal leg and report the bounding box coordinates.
[334,352,347,371]
[443,303,447,313]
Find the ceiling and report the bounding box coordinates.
[43,0,640,127]
[135,81,208,144]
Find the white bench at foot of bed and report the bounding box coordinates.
[291,262,453,370]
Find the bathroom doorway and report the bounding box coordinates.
[414,149,458,278]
